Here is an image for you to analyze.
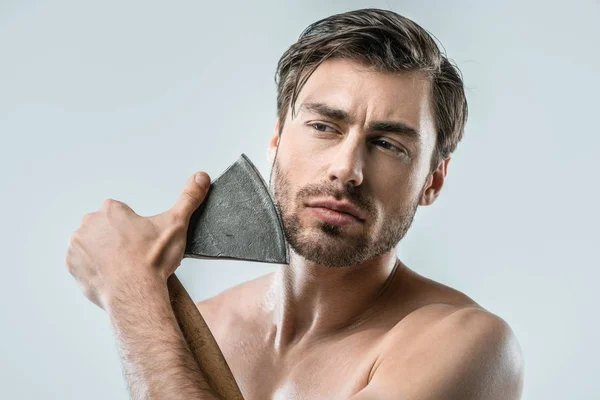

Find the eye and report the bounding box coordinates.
[309,123,336,133]
[372,139,407,156]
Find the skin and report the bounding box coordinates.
[66,58,524,399]
[198,59,524,399]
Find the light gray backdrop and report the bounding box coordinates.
[1,1,598,399]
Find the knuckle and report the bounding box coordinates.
[101,198,129,215]
[67,232,78,247]
[101,198,114,210]
[81,212,93,225]
[65,253,76,275]
[66,260,75,276]
[102,198,123,208]
[183,191,199,205]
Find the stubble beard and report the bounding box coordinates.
[270,160,423,268]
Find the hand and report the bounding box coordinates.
[66,172,211,310]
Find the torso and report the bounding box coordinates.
[197,264,482,400]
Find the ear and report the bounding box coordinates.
[419,157,451,206]
[267,118,281,164]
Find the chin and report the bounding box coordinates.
[292,231,372,268]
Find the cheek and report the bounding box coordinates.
[369,176,417,215]
[279,133,329,180]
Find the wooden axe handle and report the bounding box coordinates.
[167,274,244,400]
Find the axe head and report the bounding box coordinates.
[184,154,289,264]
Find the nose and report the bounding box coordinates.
[326,136,364,188]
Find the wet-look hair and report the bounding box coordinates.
[274,8,468,172]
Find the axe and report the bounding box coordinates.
[166,154,288,399]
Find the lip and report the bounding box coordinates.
[306,198,367,222]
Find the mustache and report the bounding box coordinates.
[296,181,375,217]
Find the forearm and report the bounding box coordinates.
[106,274,220,400]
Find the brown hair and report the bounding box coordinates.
[274,8,468,172]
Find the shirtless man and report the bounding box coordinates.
[66,8,524,400]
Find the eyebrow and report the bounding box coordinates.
[299,101,421,141]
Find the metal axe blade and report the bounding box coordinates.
[184,153,289,264]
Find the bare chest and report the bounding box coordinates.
[217,331,380,400]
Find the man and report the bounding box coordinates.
[66,8,524,400]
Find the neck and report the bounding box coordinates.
[263,248,401,353]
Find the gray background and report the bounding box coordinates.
[1,0,598,399]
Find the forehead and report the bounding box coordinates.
[293,58,436,143]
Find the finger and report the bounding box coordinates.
[100,198,134,217]
[171,172,211,222]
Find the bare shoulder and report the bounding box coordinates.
[361,266,525,399]
[395,266,523,372]
[416,305,523,370]
[195,272,274,335]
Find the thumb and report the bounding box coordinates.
[171,171,211,222]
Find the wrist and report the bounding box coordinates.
[104,271,170,315]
